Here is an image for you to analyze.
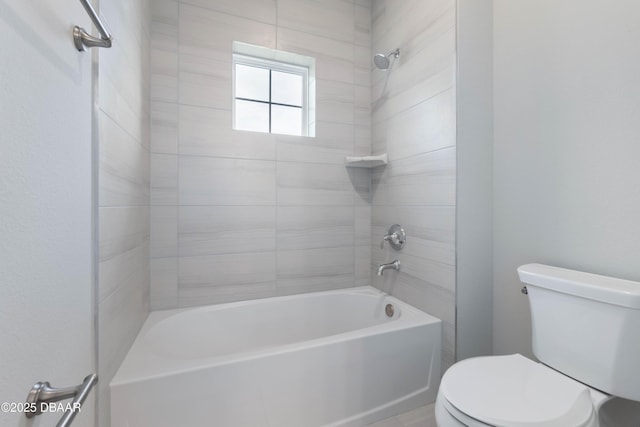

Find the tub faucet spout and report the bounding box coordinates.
[377,259,400,276]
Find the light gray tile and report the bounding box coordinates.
[276,125,355,165]
[316,79,355,125]
[151,206,178,258]
[355,245,372,285]
[355,206,371,246]
[373,206,455,265]
[277,206,354,250]
[150,257,178,309]
[151,47,178,80]
[276,274,355,296]
[178,54,232,109]
[277,27,354,84]
[371,147,456,207]
[355,4,371,47]
[277,0,355,43]
[179,206,276,256]
[99,277,148,385]
[179,105,276,160]
[364,416,403,427]
[151,154,177,205]
[178,281,277,307]
[277,162,354,206]
[179,0,277,25]
[99,206,150,263]
[151,73,179,103]
[99,241,149,304]
[373,247,455,293]
[397,404,437,427]
[99,112,150,207]
[373,89,456,162]
[151,101,178,154]
[179,156,276,205]
[152,0,178,26]
[179,4,276,62]
[179,252,276,287]
[277,246,354,281]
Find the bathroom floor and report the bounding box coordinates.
[365,404,436,427]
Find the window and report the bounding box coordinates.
[232,43,315,137]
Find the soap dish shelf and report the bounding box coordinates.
[345,153,388,168]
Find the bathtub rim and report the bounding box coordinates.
[111,286,441,387]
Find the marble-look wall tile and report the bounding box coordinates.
[151,153,177,205]
[373,90,455,161]
[179,206,276,256]
[150,206,178,258]
[151,102,178,154]
[99,112,150,207]
[150,257,178,309]
[370,0,457,374]
[277,0,355,43]
[179,156,276,206]
[277,206,354,250]
[150,0,371,308]
[371,147,456,207]
[277,162,354,206]
[180,0,277,25]
[179,252,276,288]
[179,105,276,160]
[179,4,276,61]
[97,1,151,424]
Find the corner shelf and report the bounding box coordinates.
[344,153,388,168]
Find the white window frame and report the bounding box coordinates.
[232,42,315,137]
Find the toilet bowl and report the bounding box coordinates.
[434,264,640,427]
[435,354,608,427]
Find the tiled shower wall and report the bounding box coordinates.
[370,0,457,371]
[97,0,151,425]
[150,0,372,308]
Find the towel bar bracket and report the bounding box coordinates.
[74,0,112,51]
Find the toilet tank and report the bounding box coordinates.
[518,263,640,401]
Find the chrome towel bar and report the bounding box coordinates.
[74,0,112,51]
[25,373,98,427]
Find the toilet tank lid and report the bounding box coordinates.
[518,263,640,309]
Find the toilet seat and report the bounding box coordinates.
[439,354,596,426]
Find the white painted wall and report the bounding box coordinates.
[493,0,640,356]
[0,1,94,426]
[455,0,493,361]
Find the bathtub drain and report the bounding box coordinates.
[385,304,394,317]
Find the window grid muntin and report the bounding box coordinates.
[233,54,308,136]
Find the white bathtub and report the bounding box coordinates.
[110,286,441,427]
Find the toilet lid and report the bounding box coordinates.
[440,354,595,427]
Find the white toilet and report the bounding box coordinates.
[435,263,640,426]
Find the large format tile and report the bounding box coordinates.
[179,105,276,160]
[371,147,456,207]
[99,112,150,207]
[179,4,276,62]
[277,162,354,206]
[277,206,354,250]
[179,252,276,288]
[179,156,276,206]
[150,206,177,258]
[179,206,276,256]
[150,257,178,309]
[277,0,355,43]
[151,153,177,205]
[179,0,276,25]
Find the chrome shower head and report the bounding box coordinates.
[373,48,400,70]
